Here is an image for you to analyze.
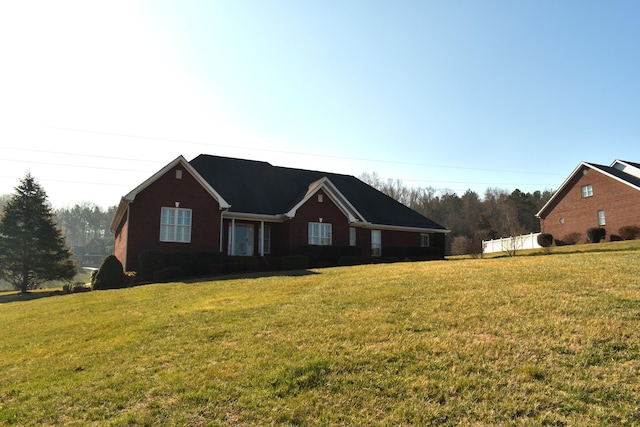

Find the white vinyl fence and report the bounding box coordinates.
[482,232,541,254]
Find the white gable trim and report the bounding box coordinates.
[612,160,640,179]
[109,155,231,232]
[285,177,366,222]
[536,160,640,218]
[123,155,230,208]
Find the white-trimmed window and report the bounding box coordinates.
[262,225,271,254]
[309,222,332,245]
[371,230,382,257]
[598,210,606,226]
[349,227,356,246]
[160,207,192,243]
[581,184,593,198]
[420,233,430,247]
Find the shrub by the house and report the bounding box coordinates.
[92,255,126,290]
[618,225,640,240]
[281,255,309,271]
[556,232,581,246]
[587,227,606,243]
[537,233,553,247]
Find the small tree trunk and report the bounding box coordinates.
[21,267,29,294]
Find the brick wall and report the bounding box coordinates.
[540,165,640,243]
[121,165,222,270]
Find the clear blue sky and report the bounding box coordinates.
[2,1,640,209]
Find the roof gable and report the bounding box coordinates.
[537,160,640,218]
[123,156,230,207]
[109,156,230,232]
[285,177,365,222]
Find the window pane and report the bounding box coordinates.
[161,208,174,225]
[264,226,271,254]
[371,230,381,256]
[177,209,191,225]
[160,225,174,241]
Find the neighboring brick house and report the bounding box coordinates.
[71,238,115,268]
[110,155,450,271]
[83,238,115,268]
[536,160,640,244]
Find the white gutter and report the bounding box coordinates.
[222,211,289,223]
[123,205,130,271]
[351,221,450,234]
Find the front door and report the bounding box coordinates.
[229,224,254,256]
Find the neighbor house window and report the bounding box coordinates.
[420,233,430,247]
[160,207,192,243]
[309,222,332,245]
[371,230,382,257]
[598,210,606,226]
[581,184,593,198]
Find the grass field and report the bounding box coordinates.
[1,242,640,426]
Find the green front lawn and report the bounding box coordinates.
[1,244,640,425]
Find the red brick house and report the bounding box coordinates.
[536,160,640,244]
[110,155,449,271]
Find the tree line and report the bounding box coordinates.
[0,196,116,249]
[54,203,117,248]
[359,173,553,254]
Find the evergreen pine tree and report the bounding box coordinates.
[0,173,76,294]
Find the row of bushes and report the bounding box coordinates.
[135,245,443,283]
[87,244,445,290]
[294,245,444,268]
[539,225,640,248]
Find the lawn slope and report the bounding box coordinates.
[1,249,640,425]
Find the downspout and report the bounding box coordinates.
[124,205,130,271]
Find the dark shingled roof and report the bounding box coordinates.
[588,162,640,189]
[189,154,447,231]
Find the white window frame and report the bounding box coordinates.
[309,222,332,246]
[597,210,606,226]
[160,207,192,243]
[420,233,430,247]
[371,230,382,257]
[349,227,356,246]
[581,184,593,198]
[262,225,271,254]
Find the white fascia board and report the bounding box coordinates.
[222,211,289,223]
[536,162,590,218]
[612,160,640,179]
[110,155,232,231]
[285,177,366,222]
[122,156,231,209]
[351,222,450,234]
[599,164,640,191]
[537,160,640,218]
[109,197,131,233]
